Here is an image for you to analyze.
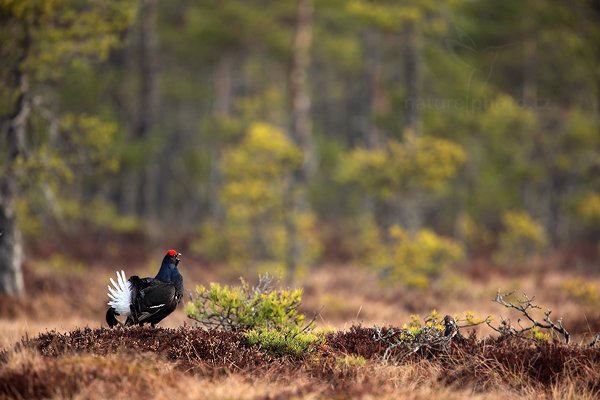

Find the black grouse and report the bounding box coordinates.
[106,249,184,327]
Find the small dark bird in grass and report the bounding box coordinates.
[443,315,465,342]
[106,249,184,327]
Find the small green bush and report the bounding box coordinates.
[186,275,320,356]
[185,275,306,331]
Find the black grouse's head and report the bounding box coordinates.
[165,249,181,266]
[155,249,182,283]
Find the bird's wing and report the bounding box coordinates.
[135,283,177,322]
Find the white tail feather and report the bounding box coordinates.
[107,270,132,316]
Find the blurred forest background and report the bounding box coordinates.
[2,0,600,298]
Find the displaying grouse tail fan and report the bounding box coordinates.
[106,249,184,327]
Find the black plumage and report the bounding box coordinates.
[106,250,184,327]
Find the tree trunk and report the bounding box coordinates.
[402,22,421,135]
[213,54,234,117]
[398,22,423,233]
[365,31,387,149]
[115,33,140,216]
[522,36,537,107]
[135,0,160,221]
[547,174,565,249]
[207,54,234,221]
[289,0,314,173]
[0,70,28,296]
[285,0,314,284]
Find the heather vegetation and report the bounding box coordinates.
[2,260,600,398]
[1,0,600,398]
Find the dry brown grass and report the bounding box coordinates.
[1,257,600,399]
[3,324,599,399]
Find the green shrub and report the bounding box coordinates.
[529,326,551,342]
[494,211,548,265]
[186,275,320,356]
[185,275,307,332]
[370,225,464,289]
[337,132,466,199]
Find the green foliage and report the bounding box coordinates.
[60,114,121,173]
[529,326,551,342]
[369,225,464,288]
[336,354,367,368]
[221,122,302,212]
[45,254,86,275]
[338,132,466,199]
[185,275,307,332]
[17,114,120,183]
[3,0,600,263]
[14,113,127,237]
[479,96,537,141]
[1,0,135,240]
[494,211,548,266]
[60,197,140,233]
[576,193,600,228]
[0,0,135,80]
[186,275,319,356]
[196,122,321,277]
[458,214,494,253]
[346,1,422,31]
[333,131,465,279]
[562,279,600,309]
[245,327,322,357]
[345,0,450,33]
[459,311,488,326]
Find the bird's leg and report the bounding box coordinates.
[113,311,125,327]
[129,303,138,323]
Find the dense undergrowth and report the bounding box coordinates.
[1,325,600,399]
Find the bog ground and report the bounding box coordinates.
[1,256,600,399]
